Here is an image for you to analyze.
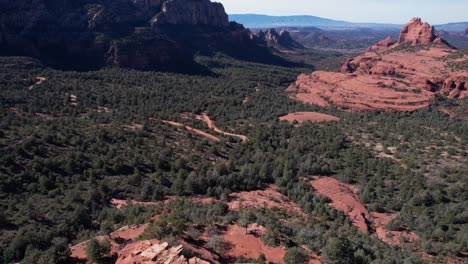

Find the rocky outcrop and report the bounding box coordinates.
[151,0,229,27]
[368,36,396,51]
[397,18,453,48]
[398,18,437,45]
[255,28,304,50]
[288,18,468,112]
[116,241,209,264]
[441,74,467,99]
[0,0,271,71]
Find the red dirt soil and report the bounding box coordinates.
[279,112,340,124]
[223,225,321,264]
[162,120,221,143]
[70,224,150,261]
[310,176,371,233]
[227,185,307,217]
[372,212,418,245]
[287,18,467,112]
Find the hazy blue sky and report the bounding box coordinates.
[217,0,467,24]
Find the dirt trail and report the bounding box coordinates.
[196,113,249,142]
[162,120,221,143]
[110,198,158,209]
[27,77,46,90]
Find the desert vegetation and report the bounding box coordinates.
[0,50,466,263]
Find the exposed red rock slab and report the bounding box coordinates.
[110,198,158,209]
[368,36,396,51]
[279,112,340,124]
[228,185,307,217]
[116,239,160,264]
[372,212,419,245]
[116,240,209,264]
[310,176,370,233]
[288,18,467,112]
[223,225,320,264]
[162,120,221,142]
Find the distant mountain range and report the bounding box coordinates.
[229,14,468,31]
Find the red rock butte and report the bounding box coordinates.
[288,18,467,112]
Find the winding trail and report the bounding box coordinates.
[162,120,221,143]
[27,77,46,90]
[196,113,249,142]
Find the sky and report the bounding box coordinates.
[216,0,468,24]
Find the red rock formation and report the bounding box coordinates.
[397,18,453,48]
[151,0,229,28]
[116,241,210,264]
[255,28,304,49]
[398,18,436,45]
[368,36,396,51]
[441,74,467,99]
[287,18,467,112]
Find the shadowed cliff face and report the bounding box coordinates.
[0,0,275,71]
[254,28,305,50]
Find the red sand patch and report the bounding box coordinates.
[162,120,221,143]
[110,198,158,209]
[224,224,285,263]
[228,185,306,217]
[279,112,340,124]
[224,225,321,264]
[310,176,370,233]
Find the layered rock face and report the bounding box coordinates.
[255,28,304,50]
[152,0,229,27]
[287,18,467,112]
[0,0,265,70]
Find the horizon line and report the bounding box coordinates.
[227,13,468,26]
